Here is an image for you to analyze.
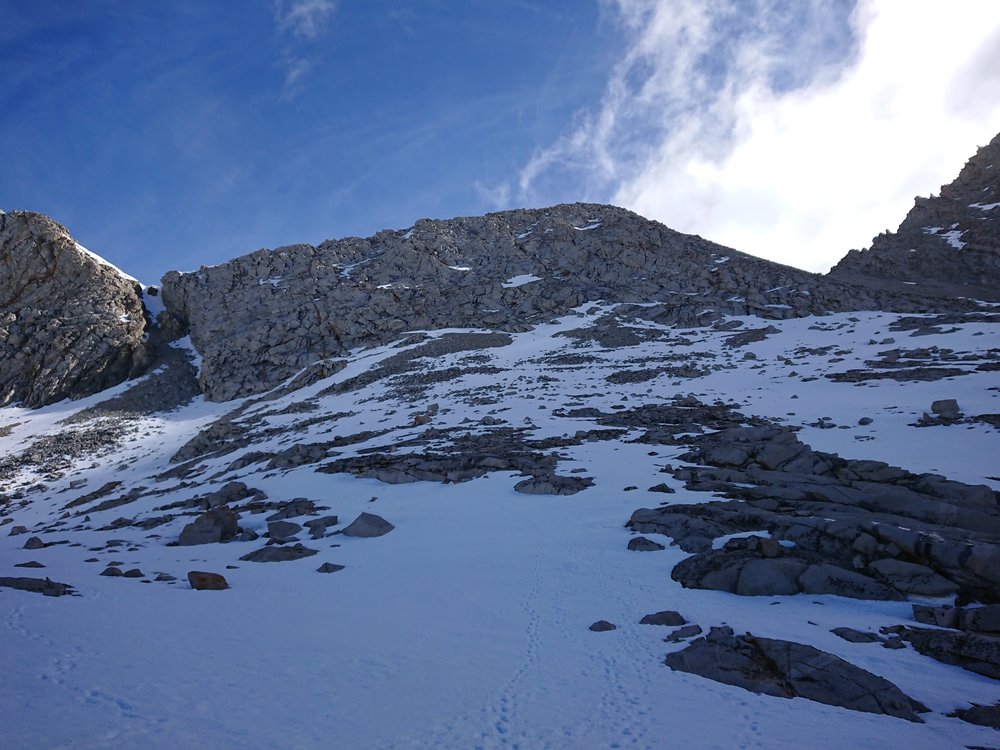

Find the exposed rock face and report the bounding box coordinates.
[666,627,927,722]
[160,204,958,401]
[0,211,149,407]
[830,131,1000,301]
[626,423,1000,602]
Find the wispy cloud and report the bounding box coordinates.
[275,0,337,39]
[273,0,337,98]
[517,0,1000,272]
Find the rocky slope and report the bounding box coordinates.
[830,131,1000,301]
[161,203,973,402]
[0,211,149,408]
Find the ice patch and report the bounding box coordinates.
[573,222,602,231]
[447,265,472,272]
[258,276,283,287]
[970,202,1000,211]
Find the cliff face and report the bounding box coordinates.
[0,211,149,407]
[830,131,1000,300]
[160,203,955,402]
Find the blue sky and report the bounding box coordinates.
[2,1,999,282]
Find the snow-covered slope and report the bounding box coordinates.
[2,301,998,749]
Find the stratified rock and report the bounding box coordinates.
[902,627,1000,680]
[177,507,239,546]
[239,543,318,563]
[341,512,394,538]
[589,620,617,632]
[0,576,75,597]
[187,571,229,590]
[666,627,927,722]
[0,211,148,407]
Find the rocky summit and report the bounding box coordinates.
[831,130,1000,301]
[0,211,149,408]
[0,133,999,749]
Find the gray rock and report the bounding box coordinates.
[639,610,687,626]
[304,515,339,539]
[0,576,75,597]
[665,624,703,642]
[342,512,394,538]
[266,498,317,521]
[627,536,665,552]
[666,628,927,722]
[902,627,1000,680]
[931,399,962,421]
[22,536,45,550]
[317,562,346,573]
[798,564,900,600]
[8,525,26,536]
[14,560,45,568]
[239,543,318,563]
[267,520,302,542]
[100,567,124,577]
[177,506,240,546]
[950,703,1000,729]
[831,627,881,644]
[867,558,958,597]
[736,558,808,597]
[514,474,594,495]
[0,211,149,407]
[589,620,617,632]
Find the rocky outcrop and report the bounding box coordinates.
[0,211,149,407]
[830,130,1000,301]
[666,627,927,722]
[160,204,960,401]
[627,424,1000,602]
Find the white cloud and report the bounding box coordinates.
[275,0,337,39]
[519,0,1000,272]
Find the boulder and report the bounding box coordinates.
[266,498,318,521]
[627,536,665,552]
[0,576,75,597]
[267,520,302,542]
[666,627,927,722]
[317,563,346,573]
[639,610,686,626]
[304,516,339,539]
[514,474,594,495]
[342,512,394,538]
[187,571,229,590]
[177,506,239,546]
[589,620,617,632]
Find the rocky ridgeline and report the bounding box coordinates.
[161,203,961,401]
[831,131,1000,301]
[0,211,149,407]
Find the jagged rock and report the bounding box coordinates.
[627,536,665,552]
[0,211,149,407]
[831,131,1000,302]
[317,562,346,573]
[589,620,617,632]
[666,627,927,722]
[304,516,339,539]
[0,576,75,597]
[342,512,394,538]
[639,610,686,626]
[239,543,318,563]
[177,507,239,546]
[187,571,229,590]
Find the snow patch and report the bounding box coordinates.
[502,274,542,289]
